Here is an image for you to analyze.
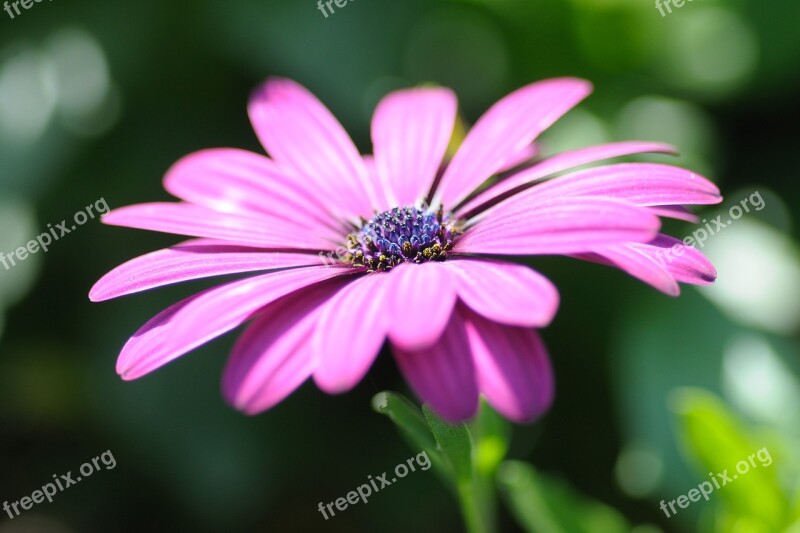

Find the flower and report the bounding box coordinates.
[90,78,720,422]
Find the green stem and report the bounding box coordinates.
[456,473,496,533]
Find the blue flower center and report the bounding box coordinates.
[345,206,462,272]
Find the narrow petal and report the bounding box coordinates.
[464,310,554,423]
[477,164,721,219]
[457,141,677,216]
[313,273,390,393]
[434,78,593,208]
[572,246,680,296]
[633,234,717,285]
[372,87,457,207]
[163,148,341,235]
[648,205,699,223]
[248,78,377,218]
[116,267,356,380]
[102,202,336,250]
[498,143,540,173]
[363,155,392,211]
[386,262,457,351]
[90,239,326,302]
[573,234,716,295]
[441,259,559,327]
[223,279,348,415]
[455,197,661,256]
[393,310,479,422]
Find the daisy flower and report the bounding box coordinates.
[90,78,720,422]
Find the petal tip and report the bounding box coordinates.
[89,279,111,302]
[312,374,353,396]
[117,366,138,382]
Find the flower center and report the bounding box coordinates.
[344,206,462,272]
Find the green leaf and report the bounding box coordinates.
[422,405,499,533]
[497,460,630,533]
[372,391,438,455]
[671,388,788,529]
[422,404,474,484]
[374,393,497,533]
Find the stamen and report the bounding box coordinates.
[344,206,462,272]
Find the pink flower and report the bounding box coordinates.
[90,78,720,422]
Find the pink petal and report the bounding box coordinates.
[222,279,349,415]
[102,202,336,250]
[163,148,342,236]
[372,87,458,207]
[573,234,716,295]
[434,78,593,208]
[363,155,392,211]
[648,205,699,223]
[488,163,721,214]
[313,273,390,394]
[393,309,479,422]
[572,246,680,296]
[464,310,554,423]
[457,141,677,216]
[116,266,356,380]
[441,259,559,327]
[455,197,661,256]
[635,234,717,286]
[248,78,377,219]
[90,239,326,302]
[498,143,540,173]
[386,262,457,351]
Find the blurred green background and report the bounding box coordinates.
[1,0,798,531]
